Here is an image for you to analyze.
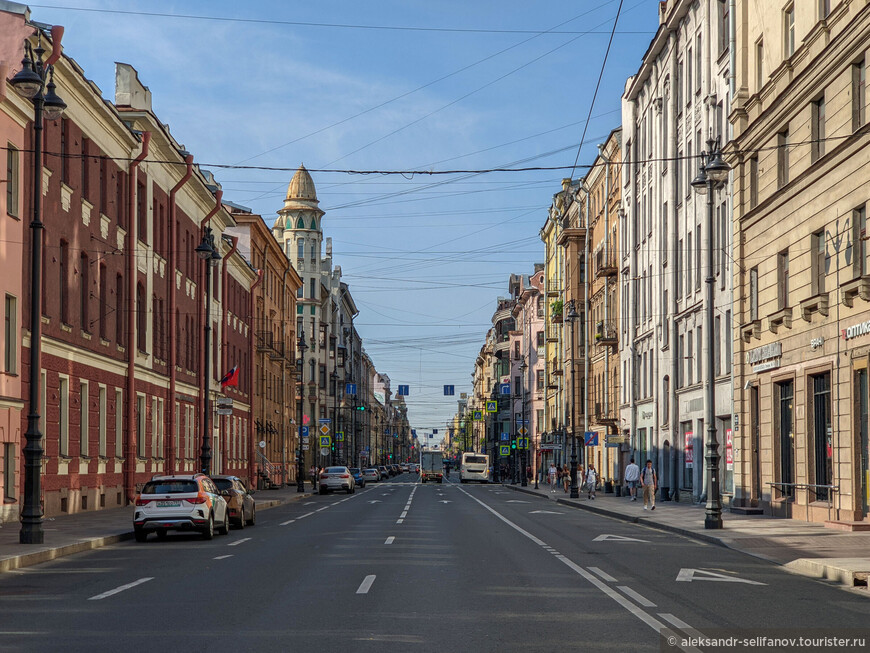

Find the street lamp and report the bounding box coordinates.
[691,137,730,530]
[13,33,67,544]
[520,357,528,487]
[196,226,221,475]
[296,330,308,492]
[565,299,580,499]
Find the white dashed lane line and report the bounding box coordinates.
[356,575,376,594]
[385,536,395,545]
[214,555,233,560]
[280,519,296,526]
[618,586,657,607]
[588,567,617,582]
[88,577,153,601]
[228,537,251,547]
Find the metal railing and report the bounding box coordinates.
[767,482,839,521]
[256,450,285,489]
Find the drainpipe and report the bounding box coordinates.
[280,262,290,486]
[220,234,238,476]
[124,130,150,505]
[598,145,612,440]
[248,269,263,488]
[729,0,736,100]
[166,153,193,475]
[629,101,639,460]
[670,34,681,499]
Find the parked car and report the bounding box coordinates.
[390,464,400,475]
[133,474,229,541]
[211,475,256,528]
[399,463,409,472]
[348,468,366,488]
[320,466,356,494]
[361,468,381,483]
[378,465,391,479]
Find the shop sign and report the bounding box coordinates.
[685,432,693,468]
[842,319,870,341]
[725,429,733,470]
[747,342,781,372]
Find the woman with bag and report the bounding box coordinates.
[585,463,597,499]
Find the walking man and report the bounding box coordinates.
[548,462,558,492]
[624,457,640,501]
[641,459,657,511]
[585,463,597,499]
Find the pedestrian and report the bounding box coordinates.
[624,457,640,501]
[526,465,532,483]
[585,463,597,499]
[548,462,558,492]
[309,464,317,491]
[562,464,570,493]
[641,459,657,510]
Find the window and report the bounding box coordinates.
[137,395,146,458]
[777,129,789,188]
[696,326,702,382]
[81,137,90,201]
[695,34,702,93]
[98,263,108,340]
[116,274,124,344]
[725,310,732,373]
[695,228,701,291]
[777,249,789,310]
[6,144,18,218]
[136,179,147,244]
[783,4,795,58]
[536,369,544,392]
[755,39,764,92]
[854,205,868,277]
[687,47,693,106]
[99,385,107,457]
[116,171,126,229]
[80,380,89,457]
[677,334,684,388]
[60,118,69,184]
[687,233,693,294]
[59,376,69,457]
[714,316,722,376]
[115,388,123,458]
[811,96,826,162]
[749,266,759,321]
[749,156,759,208]
[3,442,14,500]
[662,376,670,423]
[853,58,866,131]
[297,238,305,260]
[687,330,694,385]
[676,148,682,201]
[80,252,89,332]
[677,238,683,296]
[676,60,683,110]
[812,231,826,295]
[4,294,16,374]
[99,156,108,216]
[136,283,146,353]
[718,0,730,54]
[59,240,70,324]
[309,277,316,300]
[663,290,669,348]
[818,0,830,19]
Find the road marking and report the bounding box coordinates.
[529,510,563,514]
[316,506,329,512]
[457,486,702,653]
[400,511,408,518]
[356,575,377,594]
[588,567,617,582]
[385,537,395,545]
[228,537,251,547]
[396,518,404,524]
[304,502,315,505]
[280,519,296,526]
[214,555,233,560]
[506,500,529,503]
[297,512,314,519]
[618,586,657,607]
[438,500,451,504]
[676,568,766,585]
[368,500,382,504]
[658,613,707,641]
[88,577,153,601]
[593,534,650,543]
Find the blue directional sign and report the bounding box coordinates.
[345,383,357,396]
[500,383,511,395]
[444,385,455,396]
[584,432,599,447]
[300,426,309,437]
[500,432,510,441]
[433,429,438,434]
[318,418,331,424]
[515,419,529,425]
[398,385,409,396]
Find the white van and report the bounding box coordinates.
[460,452,489,483]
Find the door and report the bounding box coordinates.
[750,384,761,503]
[777,380,795,498]
[857,369,869,517]
[811,373,832,501]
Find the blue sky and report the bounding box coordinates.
[31,0,659,440]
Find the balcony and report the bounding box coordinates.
[256,331,277,354]
[546,324,561,342]
[593,401,618,426]
[595,249,618,279]
[594,321,618,347]
[269,340,285,361]
[556,226,587,248]
[549,358,562,377]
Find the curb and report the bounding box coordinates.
[0,487,310,575]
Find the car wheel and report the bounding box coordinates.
[219,511,231,536]
[236,511,245,529]
[134,527,147,543]
[155,528,168,540]
[246,505,256,526]
[319,487,327,495]
[202,514,214,540]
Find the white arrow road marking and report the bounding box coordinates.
[530,510,563,514]
[280,519,296,526]
[506,500,529,503]
[384,537,395,545]
[88,577,153,601]
[676,568,766,585]
[356,575,376,594]
[214,555,233,560]
[593,534,650,543]
[588,567,617,582]
[228,537,251,547]
[618,586,657,607]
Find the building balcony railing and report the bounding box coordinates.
[595,249,618,278]
[593,401,618,426]
[256,330,276,354]
[546,324,561,342]
[594,321,618,346]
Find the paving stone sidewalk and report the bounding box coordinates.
[502,481,870,592]
[0,483,315,573]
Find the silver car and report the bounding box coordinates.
[361,468,381,483]
[319,466,356,494]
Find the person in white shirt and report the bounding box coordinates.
[641,460,657,510]
[624,458,640,501]
[585,464,597,499]
[548,463,558,492]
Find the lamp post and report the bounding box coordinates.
[691,137,730,529]
[196,226,221,475]
[566,299,580,499]
[296,331,308,492]
[520,357,528,487]
[12,33,67,544]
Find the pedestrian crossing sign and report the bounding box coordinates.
[473,410,483,421]
[499,445,510,456]
[486,400,497,413]
[517,437,528,449]
[319,435,331,447]
[336,432,344,442]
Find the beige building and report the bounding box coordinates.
[729,0,869,524]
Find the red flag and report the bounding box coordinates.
[220,366,239,387]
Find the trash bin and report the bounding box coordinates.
[604,480,613,493]
[615,484,622,497]
[659,486,670,502]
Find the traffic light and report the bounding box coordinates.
[511,439,517,450]
[356,405,365,411]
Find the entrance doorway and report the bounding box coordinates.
[750,384,761,503]
[857,369,869,518]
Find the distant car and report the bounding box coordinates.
[348,467,366,488]
[361,468,380,483]
[378,465,391,479]
[389,464,400,475]
[211,475,256,528]
[320,466,355,494]
[133,474,229,541]
[399,464,409,472]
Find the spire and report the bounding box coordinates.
[279,163,324,224]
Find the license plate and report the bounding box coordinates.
[156,501,181,507]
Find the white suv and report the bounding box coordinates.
[133,474,230,541]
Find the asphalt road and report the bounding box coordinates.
[0,475,868,653]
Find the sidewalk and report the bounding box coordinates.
[502,481,870,592]
[0,483,315,573]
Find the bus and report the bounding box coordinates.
[460,452,489,483]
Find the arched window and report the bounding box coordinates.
[536,295,544,317]
[297,238,305,259]
[80,251,89,332]
[310,217,317,230]
[296,217,305,229]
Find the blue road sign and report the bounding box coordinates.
[500,432,510,441]
[444,385,455,396]
[345,383,357,395]
[584,432,599,447]
[500,383,511,395]
[300,426,309,437]
[319,418,331,424]
[515,419,529,425]
[398,384,409,396]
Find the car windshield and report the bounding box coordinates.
[142,480,198,494]
[212,478,234,491]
